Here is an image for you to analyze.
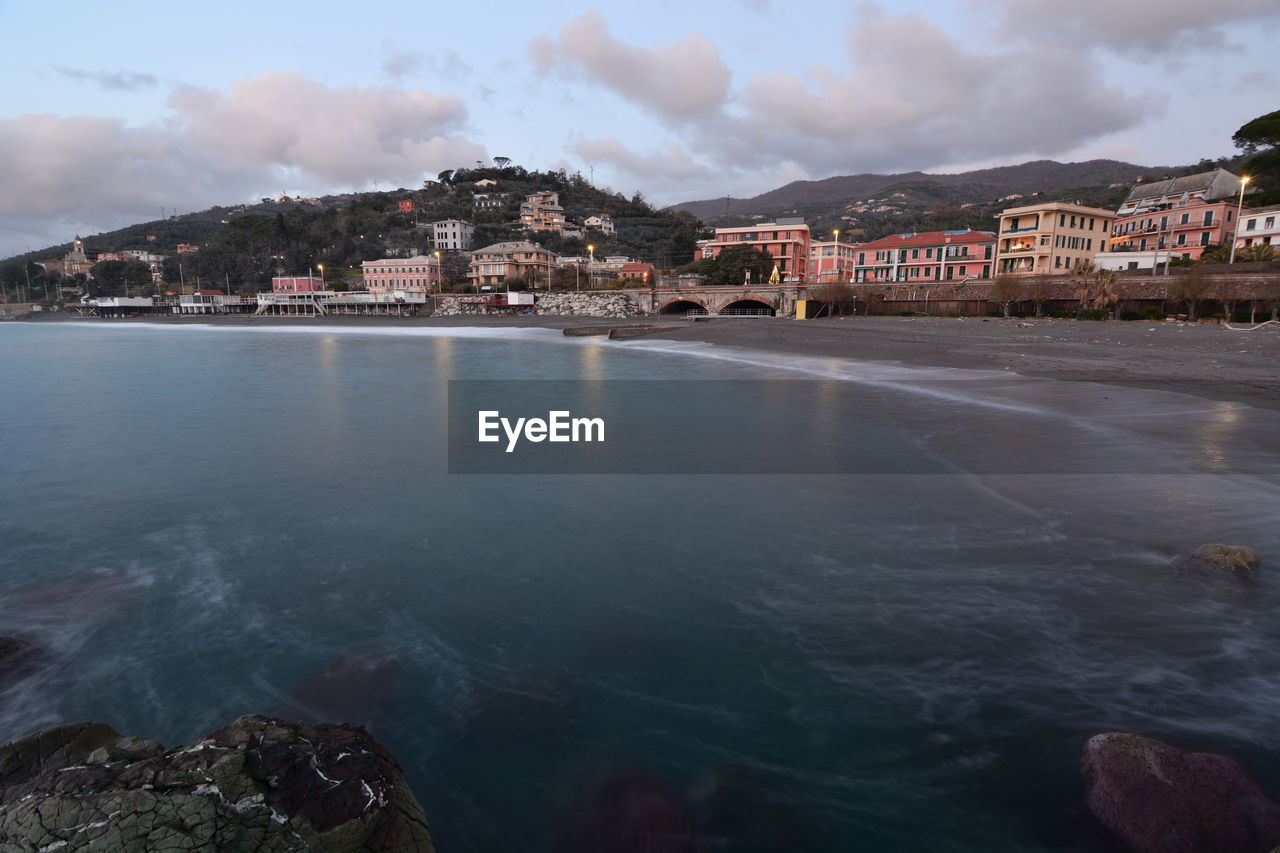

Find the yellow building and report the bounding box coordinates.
[993,202,1115,275]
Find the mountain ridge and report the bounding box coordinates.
[671,159,1180,223]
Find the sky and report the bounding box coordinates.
[2,0,1278,258]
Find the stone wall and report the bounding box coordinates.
[537,291,649,318]
[432,296,491,317]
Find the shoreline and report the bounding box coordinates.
[17,312,1280,411]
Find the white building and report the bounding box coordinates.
[1093,250,1161,272]
[1236,205,1280,249]
[432,219,474,251]
[584,214,615,236]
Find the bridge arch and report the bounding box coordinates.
[658,299,708,315]
[719,299,776,316]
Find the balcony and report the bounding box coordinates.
[1001,225,1039,234]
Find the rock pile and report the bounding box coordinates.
[538,292,646,318]
[431,296,489,317]
[0,714,434,852]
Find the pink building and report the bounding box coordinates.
[1109,198,1239,261]
[808,238,861,283]
[272,275,324,293]
[361,255,442,294]
[854,229,995,283]
[700,218,811,282]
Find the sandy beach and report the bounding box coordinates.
[20,312,1280,411]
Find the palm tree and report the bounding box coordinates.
[1198,244,1233,264]
[1238,244,1278,263]
[1091,269,1121,319]
[1071,261,1097,309]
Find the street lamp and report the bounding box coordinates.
[316,263,324,289]
[433,250,441,293]
[831,228,839,281]
[587,244,595,289]
[1228,175,1251,265]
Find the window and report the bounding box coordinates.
[911,249,919,259]
[1267,217,1276,229]
[1180,213,1189,225]
[1203,211,1214,226]
[1200,232,1210,246]
[958,266,967,276]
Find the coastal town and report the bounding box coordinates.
[6,163,1280,324]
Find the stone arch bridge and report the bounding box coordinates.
[647,285,805,317]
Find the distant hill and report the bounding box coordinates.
[672,160,1174,223]
[1,166,704,296]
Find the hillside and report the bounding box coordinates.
[674,159,1174,221]
[0,165,703,296]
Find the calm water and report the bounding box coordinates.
[2,322,1279,852]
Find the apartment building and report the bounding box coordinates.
[699,218,811,282]
[361,256,442,294]
[808,237,862,283]
[852,229,995,283]
[994,202,1114,275]
[584,214,616,236]
[519,191,567,232]
[431,219,474,251]
[469,241,559,289]
[1235,204,1280,249]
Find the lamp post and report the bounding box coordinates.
[433,250,441,293]
[587,244,595,290]
[316,263,324,290]
[831,229,839,282]
[1227,176,1251,264]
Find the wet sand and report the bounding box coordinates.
[21,312,1280,411]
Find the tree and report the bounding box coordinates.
[1024,276,1053,318]
[1198,244,1232,264]
[808,281,855,317]
[1169,267,1212,320]
[1232,109,1280,154]
[1071,261,1098,309]
[1237,244,1278,263]
[701,244,773,287]
[88,260,152,297]
[1091,268,1120,319]
[991,274,1025,317]
[493,157,511,169]
[439,252,471,291]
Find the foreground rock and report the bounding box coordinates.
[1173,543,1261,578]
[0,714,434,852]
[1082,732,1280,853]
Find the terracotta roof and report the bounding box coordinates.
[856,229,996,250]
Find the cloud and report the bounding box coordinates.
[530,10,730,121]
[574,136,711,182]
[52,67,159,91]
[382,50,424,80]
[974,0,1280,55]
[168,73,486,186]
[0,74,487,257]
[543,8,1157,198]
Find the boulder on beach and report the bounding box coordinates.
[1082,732,1280,853]
[0,714,435,852]
[1173,543,1261,577]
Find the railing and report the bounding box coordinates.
[1001,225,1039,233]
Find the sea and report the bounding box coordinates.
[1,321,1278,852]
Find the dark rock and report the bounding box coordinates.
[1082,732,1280,853]
[0,636,41,681]
[0,714,435,852]
[557,768,700,853]
[1174,544,1261,578]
